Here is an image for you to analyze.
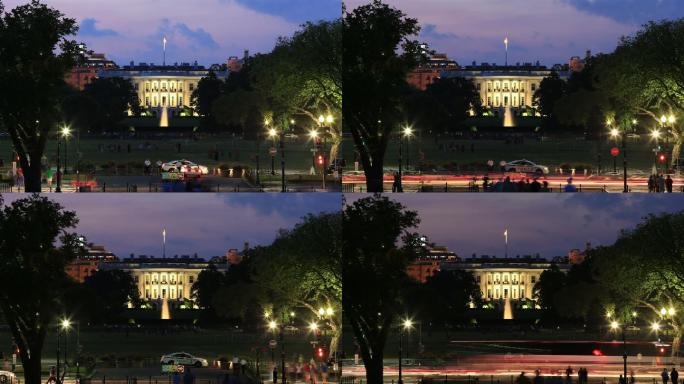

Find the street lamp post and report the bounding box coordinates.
[62,127,71,175]
[56,130,63,193]
[268,127,277,176]
[398,318,413,384]
[280,127,286,192]
[608,119,629,193]
[609,319,627,383]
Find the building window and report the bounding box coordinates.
[145,289,150,299]
[145,82,150,92]
[531,276,536,283]
[531,83,537,91]
[145,97,150,106]
[487,288,492,299]
[487,96,492,106]
[189,276,194,283]
[179,96,183,106]
[189,83,195,91]
[179,288,183,298]
[521,96,525,106]
[487,82,492,92]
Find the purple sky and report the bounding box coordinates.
[345,194,684,258]
[2,0,339,65]
[344,0,684,65]
[3,194,340,258]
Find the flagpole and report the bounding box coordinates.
[504,37,509,67]
[163,36,167,66]
[504,228,508,258]
[162,228,166,258]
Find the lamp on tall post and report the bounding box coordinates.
[268,127,277,176]
[61,126,71,175]
[398,318,413,384]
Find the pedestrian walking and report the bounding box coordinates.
[566,366,574,384]
[273,366,278,384]
[183,367,195,384]
[663,368,670,384]
[533,370,543,384]
[671,368,679,384]
[666,175,674,193]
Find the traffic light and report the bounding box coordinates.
[317,346,326,360]
[317,154,325,166]
[659,153,667,163]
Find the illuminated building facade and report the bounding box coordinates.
[98,63,230,111]
[98,255,231,308]
[442,255,570,301]
[441,64,570,109]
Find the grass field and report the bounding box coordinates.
[0,328,329,374]
[0,135,327,175]
[340,134,673,174]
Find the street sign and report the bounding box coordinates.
[269,147,277,156]
[610,147,619,157]
[268,339,277,349]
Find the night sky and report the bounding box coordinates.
[344,0,684,65]
[1,0,340,65]
[345,194,684,258]
[3,194,340,259]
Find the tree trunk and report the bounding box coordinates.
[23,160,42,193]
[22,355,42,384]
[672,332,681,358]
[365,163,384,192]
[363,353,385,384]
[671,137,682,169]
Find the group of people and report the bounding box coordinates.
[662,368,679,384]
[479,176,552,192]
[648,174,674,193]
[272,358,332,384]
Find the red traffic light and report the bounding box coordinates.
[317,154,325,166]
[317,347,324,357]
[659,154,667,163]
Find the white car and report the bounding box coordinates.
[161,352,209,367]
[0,371,16,384]
[503,159,550,175]
[161,160,209,175]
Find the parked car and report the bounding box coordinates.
[160,352,209,367]
[503,159,549,175]
[161,160,209,175]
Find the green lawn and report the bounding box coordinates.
[340,134,671,174]
[0,135,326,175]
[0,328,328,368]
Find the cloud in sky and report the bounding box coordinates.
[232,0,341,23]
[344,0,684,65]
[560,0,681,24]
[344,194,684,258]
[79,18,119,37]
[2,0,339,65]
[3,193,340,259]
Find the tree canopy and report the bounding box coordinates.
[0,195,83,384]
[0,0,80,191]
[343,194,421,384]
[343,0,422,191]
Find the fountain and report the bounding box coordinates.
[159,106,169,128]
[502,106,516,128]
[161,298,171,320]
[503,297,514,320]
